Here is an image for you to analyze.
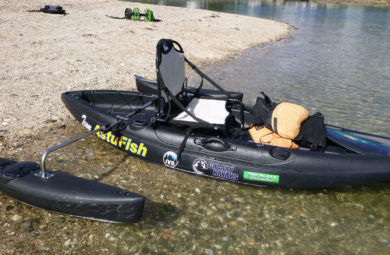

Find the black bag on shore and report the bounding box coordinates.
[27,5,67,15]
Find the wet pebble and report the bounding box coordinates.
[64,239,71,247]
[21,221,34,232]
[39,224,48,231]
[11,214,22,221]
[105,233,117,241]
[5,205,14,211]
[189,201,197,206]
[230,221,238,227]
[52,216,65,223]
[200,222,208,229]
[205,248,214,255]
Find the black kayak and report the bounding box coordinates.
[61,86,390,188]
[62,38,390,188]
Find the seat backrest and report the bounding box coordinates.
[156,39,185,98]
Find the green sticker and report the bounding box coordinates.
[243,171,279,184]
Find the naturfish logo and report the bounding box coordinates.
[94,125,147,157]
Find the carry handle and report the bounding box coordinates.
[194,138,237,152]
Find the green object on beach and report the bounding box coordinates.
[133,8,140,21]
[144,8,152,22]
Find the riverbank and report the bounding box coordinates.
[314,0,390,7]
[0,0,290,155]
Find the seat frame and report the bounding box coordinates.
[154,39,244,130]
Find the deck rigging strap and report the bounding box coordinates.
[184,57,245,128]
[177,127,194,162]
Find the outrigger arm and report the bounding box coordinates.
[40,98,157,178]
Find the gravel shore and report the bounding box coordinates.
[0,0,290,152]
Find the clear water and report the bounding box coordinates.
[132,0,390,136]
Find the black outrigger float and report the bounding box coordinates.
[61,39,390,188]
[0,103,148,223]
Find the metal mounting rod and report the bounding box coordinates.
[40,128,101,178]
[40,99,156,179]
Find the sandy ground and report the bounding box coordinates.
[0,0,290,151]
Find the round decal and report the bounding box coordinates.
[192,158,208,175]
[163,151,178,168]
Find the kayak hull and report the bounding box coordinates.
[61,90,390,188]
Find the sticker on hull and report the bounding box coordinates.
[94,125,147,157]
[243,171,279,184]
[192,158,238,181]
[163,151,178,168]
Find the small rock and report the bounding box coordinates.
[195,188,201,194]
[248,237,256,245]
[19,129,33,137]
[200,222,208,229]
[52,216,65,223]
[105,233,117,241]
[39,224,48,231]
[230,221,238,227]
[22,221,34,232]
[214,244,222,250]
[64,239,71,247]
[189,201,197,206]
[205,249,214,255]
[11,214,22,221]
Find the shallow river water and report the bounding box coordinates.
[1,1,389,254]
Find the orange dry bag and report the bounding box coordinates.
[249,125,299,149]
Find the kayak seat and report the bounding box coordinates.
[155,39,245,131]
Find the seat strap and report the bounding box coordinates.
[177,127,193,162]
[185,57,232,99]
